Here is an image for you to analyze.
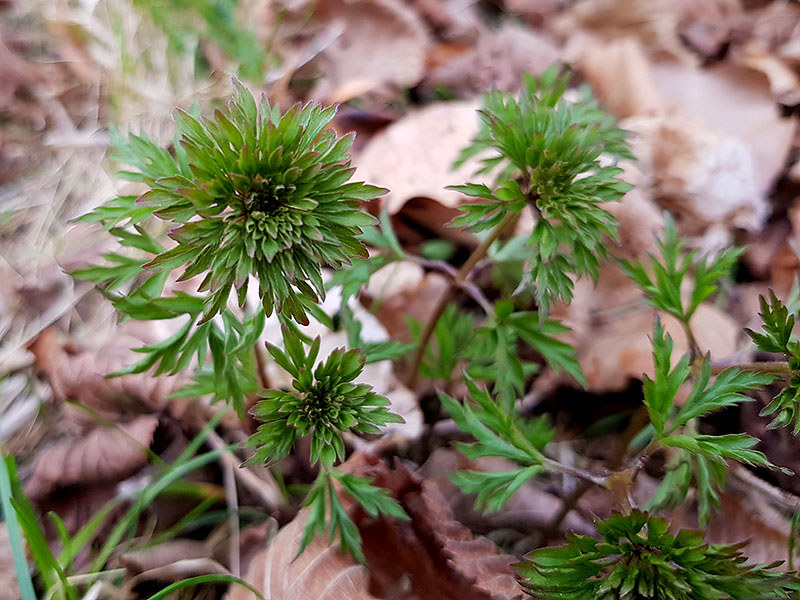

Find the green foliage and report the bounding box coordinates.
[79,81,383,326]
[299,468,407,563]
[440,378,554,512]
[413,302,583,404]
[451,66,632,310]
[407,305,477,381]
[643,321,782,525]
[746,291,800,432]
[247,326,403,468]
[620,217,742,325]
[519,510,800,600]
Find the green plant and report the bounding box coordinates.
[74,80,405,567]
[520,511,799,599]
[54,65,800,599]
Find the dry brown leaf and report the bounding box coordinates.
[737,40,800,105]
[231,515,376,600]
[355,100,485,215]
[651,62,797,197]
[579,37,665,118]
[556,263,741,392]
[120,539,212,575]
[310,0,429,102]
[407,0,481,42]
[424,21,561,97]
[504,0,572,27]
[623,111,766,232]
[554,0,695,63]
[28,328,193,417]
[24,415,158,499]
[232,454,523,600]
[677,0,741,59]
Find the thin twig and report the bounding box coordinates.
[406,211,517,389]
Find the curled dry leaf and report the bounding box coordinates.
[28,328,193,417]
[736,40,800,106]
[578,37,665,118]
[354,100,486,215]
[24,415,158,500]
[554,0,696,63]
[232,454,523,600]
[310,0,429,102]
[423,21,560,97]
[623,111,766,232]
[651,62,797,197]
[676,0,741,59]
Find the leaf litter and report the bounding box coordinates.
[6,0,800,597]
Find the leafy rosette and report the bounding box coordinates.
[520,511,799,600]
[247,327,403,467]
[137,80,384,324]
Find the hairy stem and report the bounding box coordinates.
[406,211,517,389]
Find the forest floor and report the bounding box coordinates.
[3,1,800,599]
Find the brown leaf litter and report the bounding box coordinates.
[231,453,523,600]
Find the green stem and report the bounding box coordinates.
[406,211,517,389]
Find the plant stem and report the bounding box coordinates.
[710,360,792,375]
[406,211,517,389]
[254,342,271,389]
[541,405,650,536]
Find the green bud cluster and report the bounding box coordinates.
[247,328,403,467]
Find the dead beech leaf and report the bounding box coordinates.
[310,0,429,102]
[554,0,695,63]
[424,21,561,97]
[651,62,797,196]
[232,454,523,600]
[24,415,158,500]
[28,328,193,417]
[737,41,800,105]
[677,0,741,59]
[230,514,376,600]
[623,112,766,232]
[354,100,486,215]
[579,304,739,392]
[579,37,665,118]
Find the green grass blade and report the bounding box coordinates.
[143,574,266,600]
[0,455,37,600]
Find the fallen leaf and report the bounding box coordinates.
[232,454,524,600]
[407,0,481,43]
[579,37,665,118]
[651,62,797,197]
[354,100,486,214]
[736,40,800,105]
[504,0,572,27]
[310,0,429,102]
[24,415,158,499]
[423,21,561,97]
[554,0,696,63]
[28,328,193,418]
[677,0,741,59]
[623,111,767,232]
